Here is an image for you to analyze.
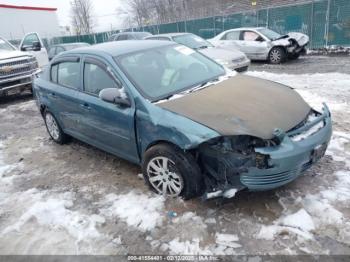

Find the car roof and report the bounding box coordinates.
[147,32,191,38]
[63,40,175,57]
[228,27,265,31]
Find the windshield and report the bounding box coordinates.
[0,37,16,51]
[173,34,213,49]
[256,28,282,40]
[117,44,225,101]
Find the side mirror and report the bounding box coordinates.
[32,41,41,51]
[99,88,131,107]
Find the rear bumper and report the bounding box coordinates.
[240,104,332,191]
[0,69,41,95]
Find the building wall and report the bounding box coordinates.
[0,7,60,41]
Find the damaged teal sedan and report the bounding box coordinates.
[33,40,332,200]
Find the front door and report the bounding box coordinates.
[75,56,139,163]
[239,30,268,59]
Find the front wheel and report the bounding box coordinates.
[269,47,286,64]
[142,144,204,199]
[44,110,69,144]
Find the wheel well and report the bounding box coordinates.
[270,45,287,54]
[145,140,184,153]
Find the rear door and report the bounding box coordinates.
[217,30,241,49]
[75,56,139,162]
[46,56,82,134]
[19,32,49,67]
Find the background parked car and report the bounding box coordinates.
[108,32,152,41]
[18,32,49,68]
[48,43,91,60]
[0,36,40,97]
[209,27,309,64]
[145,33,250,72]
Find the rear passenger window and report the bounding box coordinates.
[224,31,240,40]
[84,62,119,95]
[57,62,80,89]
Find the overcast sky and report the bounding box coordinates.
[2,0,127,32]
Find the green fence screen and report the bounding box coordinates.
[51,0,350,49]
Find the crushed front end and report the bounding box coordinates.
[198,104,332,199]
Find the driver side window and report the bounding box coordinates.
[242,31,261,41]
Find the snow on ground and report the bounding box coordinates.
[0,68,350,255]
[248,71,350,252]
[100,192,165,232]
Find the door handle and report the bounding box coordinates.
[80,103,91,111]
[48,92,58,99]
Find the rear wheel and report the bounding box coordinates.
[269,47,286,64]
[44,110,68,144]
[142,144,204,199]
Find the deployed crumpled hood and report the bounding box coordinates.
[199,46,245,61]
[158,74,311,139]
[0,50,29,61]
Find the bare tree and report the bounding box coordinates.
[70,0,95,35]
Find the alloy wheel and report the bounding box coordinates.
[270,49,282,63]
[45,113,60,140]
[146,156,184,197]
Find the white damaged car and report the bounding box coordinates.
[209,27,309,64]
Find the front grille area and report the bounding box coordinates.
[241,159,315,190]
[0,57,38,79]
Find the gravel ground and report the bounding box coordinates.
[0,55,349,256]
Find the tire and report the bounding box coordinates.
[269,47,286,64]
[44,110,69,144]
[142,143,204,200]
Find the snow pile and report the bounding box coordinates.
[326,131,350,164]
[300,195,344,226]
[0,141,16,186]
[215,233,242,249]
[162,238,211,255]
[257,209,315,240]
[173,212,206,227]
[2,192,104,242]
[100,191,165,231]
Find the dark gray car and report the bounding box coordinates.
[48,42,90,60]
[108,32,152,42]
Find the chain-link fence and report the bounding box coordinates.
[50,0,350,49]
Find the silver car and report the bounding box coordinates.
[209,27,309,64]
[145,33,250,72]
